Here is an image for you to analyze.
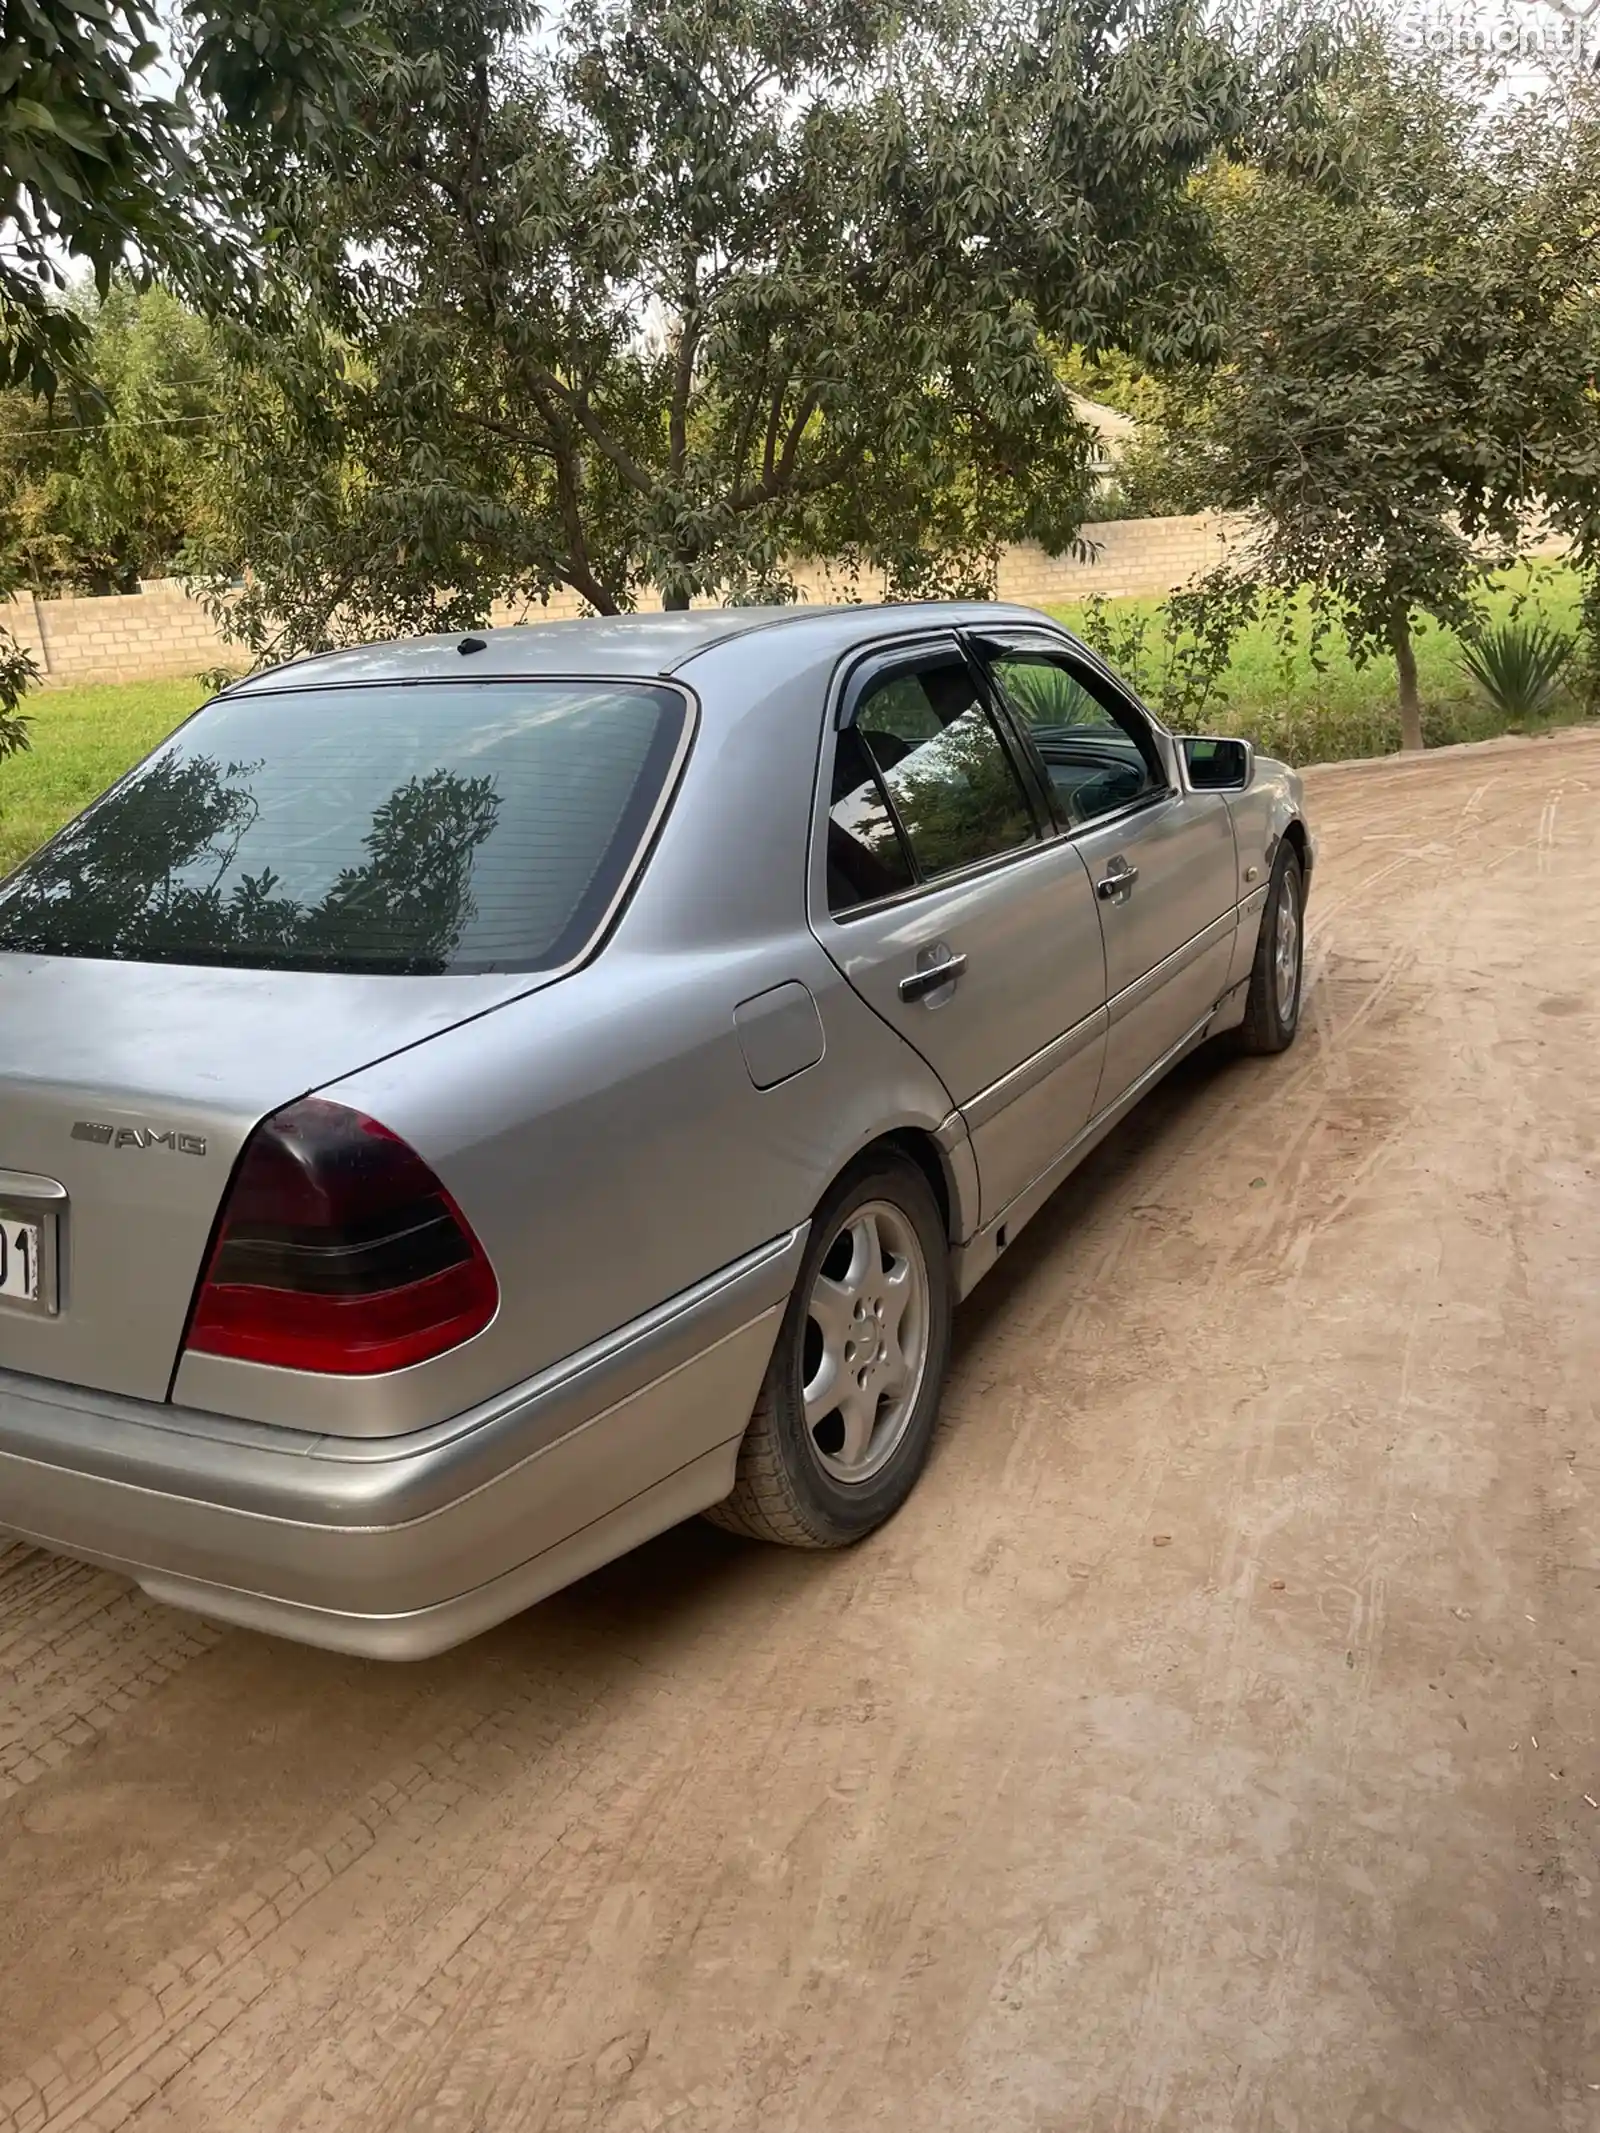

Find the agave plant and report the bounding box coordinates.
[1459,620,1575,724]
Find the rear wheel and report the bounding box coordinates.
[706,1154,952,1548]
[1233,844,1304,1055]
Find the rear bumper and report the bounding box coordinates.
[0,1228,802,1659]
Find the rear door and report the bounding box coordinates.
[975,639,1239,1109]
[813,636,1107,1223]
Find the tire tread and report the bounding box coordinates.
[702,1377,833,1547]
[1233,846,1303,1057]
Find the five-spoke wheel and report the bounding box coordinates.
[706,1155,951,1548]
[801,1201,931,1485]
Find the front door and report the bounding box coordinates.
[814,638,1108,1223]
[978,644,1240,1109]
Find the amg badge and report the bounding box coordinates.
[72,1121,207,1156]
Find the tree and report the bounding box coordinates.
[192,0,1331,653]
[0,284,224,595]
[0,748,503,971]
[2,0,384,396]
[1190,51,1600,750]
[0,0,383,767]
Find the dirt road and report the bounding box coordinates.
[4,728,1600,2133]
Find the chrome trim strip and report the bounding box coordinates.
[933,1110,970,1154]
[1105,908,1237,1031]
[1052,787,1175,845]
[820,785,1181,928]
[962,1006,1109,1133]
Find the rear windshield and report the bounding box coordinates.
[0,679,688,975]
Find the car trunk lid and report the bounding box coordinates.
[0,954,533,1400]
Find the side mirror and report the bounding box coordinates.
[1182,736,1254,792]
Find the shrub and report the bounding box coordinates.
[1458,621,1573,725]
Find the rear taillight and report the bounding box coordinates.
[186,1097,498,1375]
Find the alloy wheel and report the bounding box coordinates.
[800,1201,931,1485]
[1274,880,1301,1025]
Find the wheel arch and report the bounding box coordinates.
[878,1127,955,1242]
[813,1124,977,1258]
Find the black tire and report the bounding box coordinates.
[705,1153,952,1548]
[1232,844,1304,1056]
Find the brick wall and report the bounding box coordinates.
[6,511,1573,691]
[0,512,1325,688]
[998,513,1255,604]
[1,582,238,687]
[772,513,1257,611]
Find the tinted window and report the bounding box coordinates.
[990,655,1164,827]
[0,680,687,974]
[827,726,916,913]
[855,660,1035,880]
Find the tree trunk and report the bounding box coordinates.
[661,586,691,611]
[1390,607,1424,753]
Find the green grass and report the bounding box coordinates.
[0,676,205,877]
[1050,561,1591,766]
[0,563,1592,876]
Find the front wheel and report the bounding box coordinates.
[1233,844,1304,1056]
[705,1154,952,1548]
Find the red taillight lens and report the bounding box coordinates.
[186,1098,498,1375]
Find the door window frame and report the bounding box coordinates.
[814,632,1050,925]
[964,629,1182,842]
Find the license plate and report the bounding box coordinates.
[0,1215,42,1303]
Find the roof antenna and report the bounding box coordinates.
[458,635,487,655]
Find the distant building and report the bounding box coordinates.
[1069,394,1137,488]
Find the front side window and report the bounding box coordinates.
[853,659,1036,883]
[989,654,1164,827]
[0,680,688,974]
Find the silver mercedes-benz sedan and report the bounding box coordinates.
[0,604,1312,1657]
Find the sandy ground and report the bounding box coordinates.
[4,727,1600,2133]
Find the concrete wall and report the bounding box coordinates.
[0,512,1256,689]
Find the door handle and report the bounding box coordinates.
[1096,863,1139,901]
[899,952,968,1003]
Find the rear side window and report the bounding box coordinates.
[827,726,918,912]
[0,680,688,974]
[852,659,1036,885]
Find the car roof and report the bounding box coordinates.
[226,601,1072,694]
